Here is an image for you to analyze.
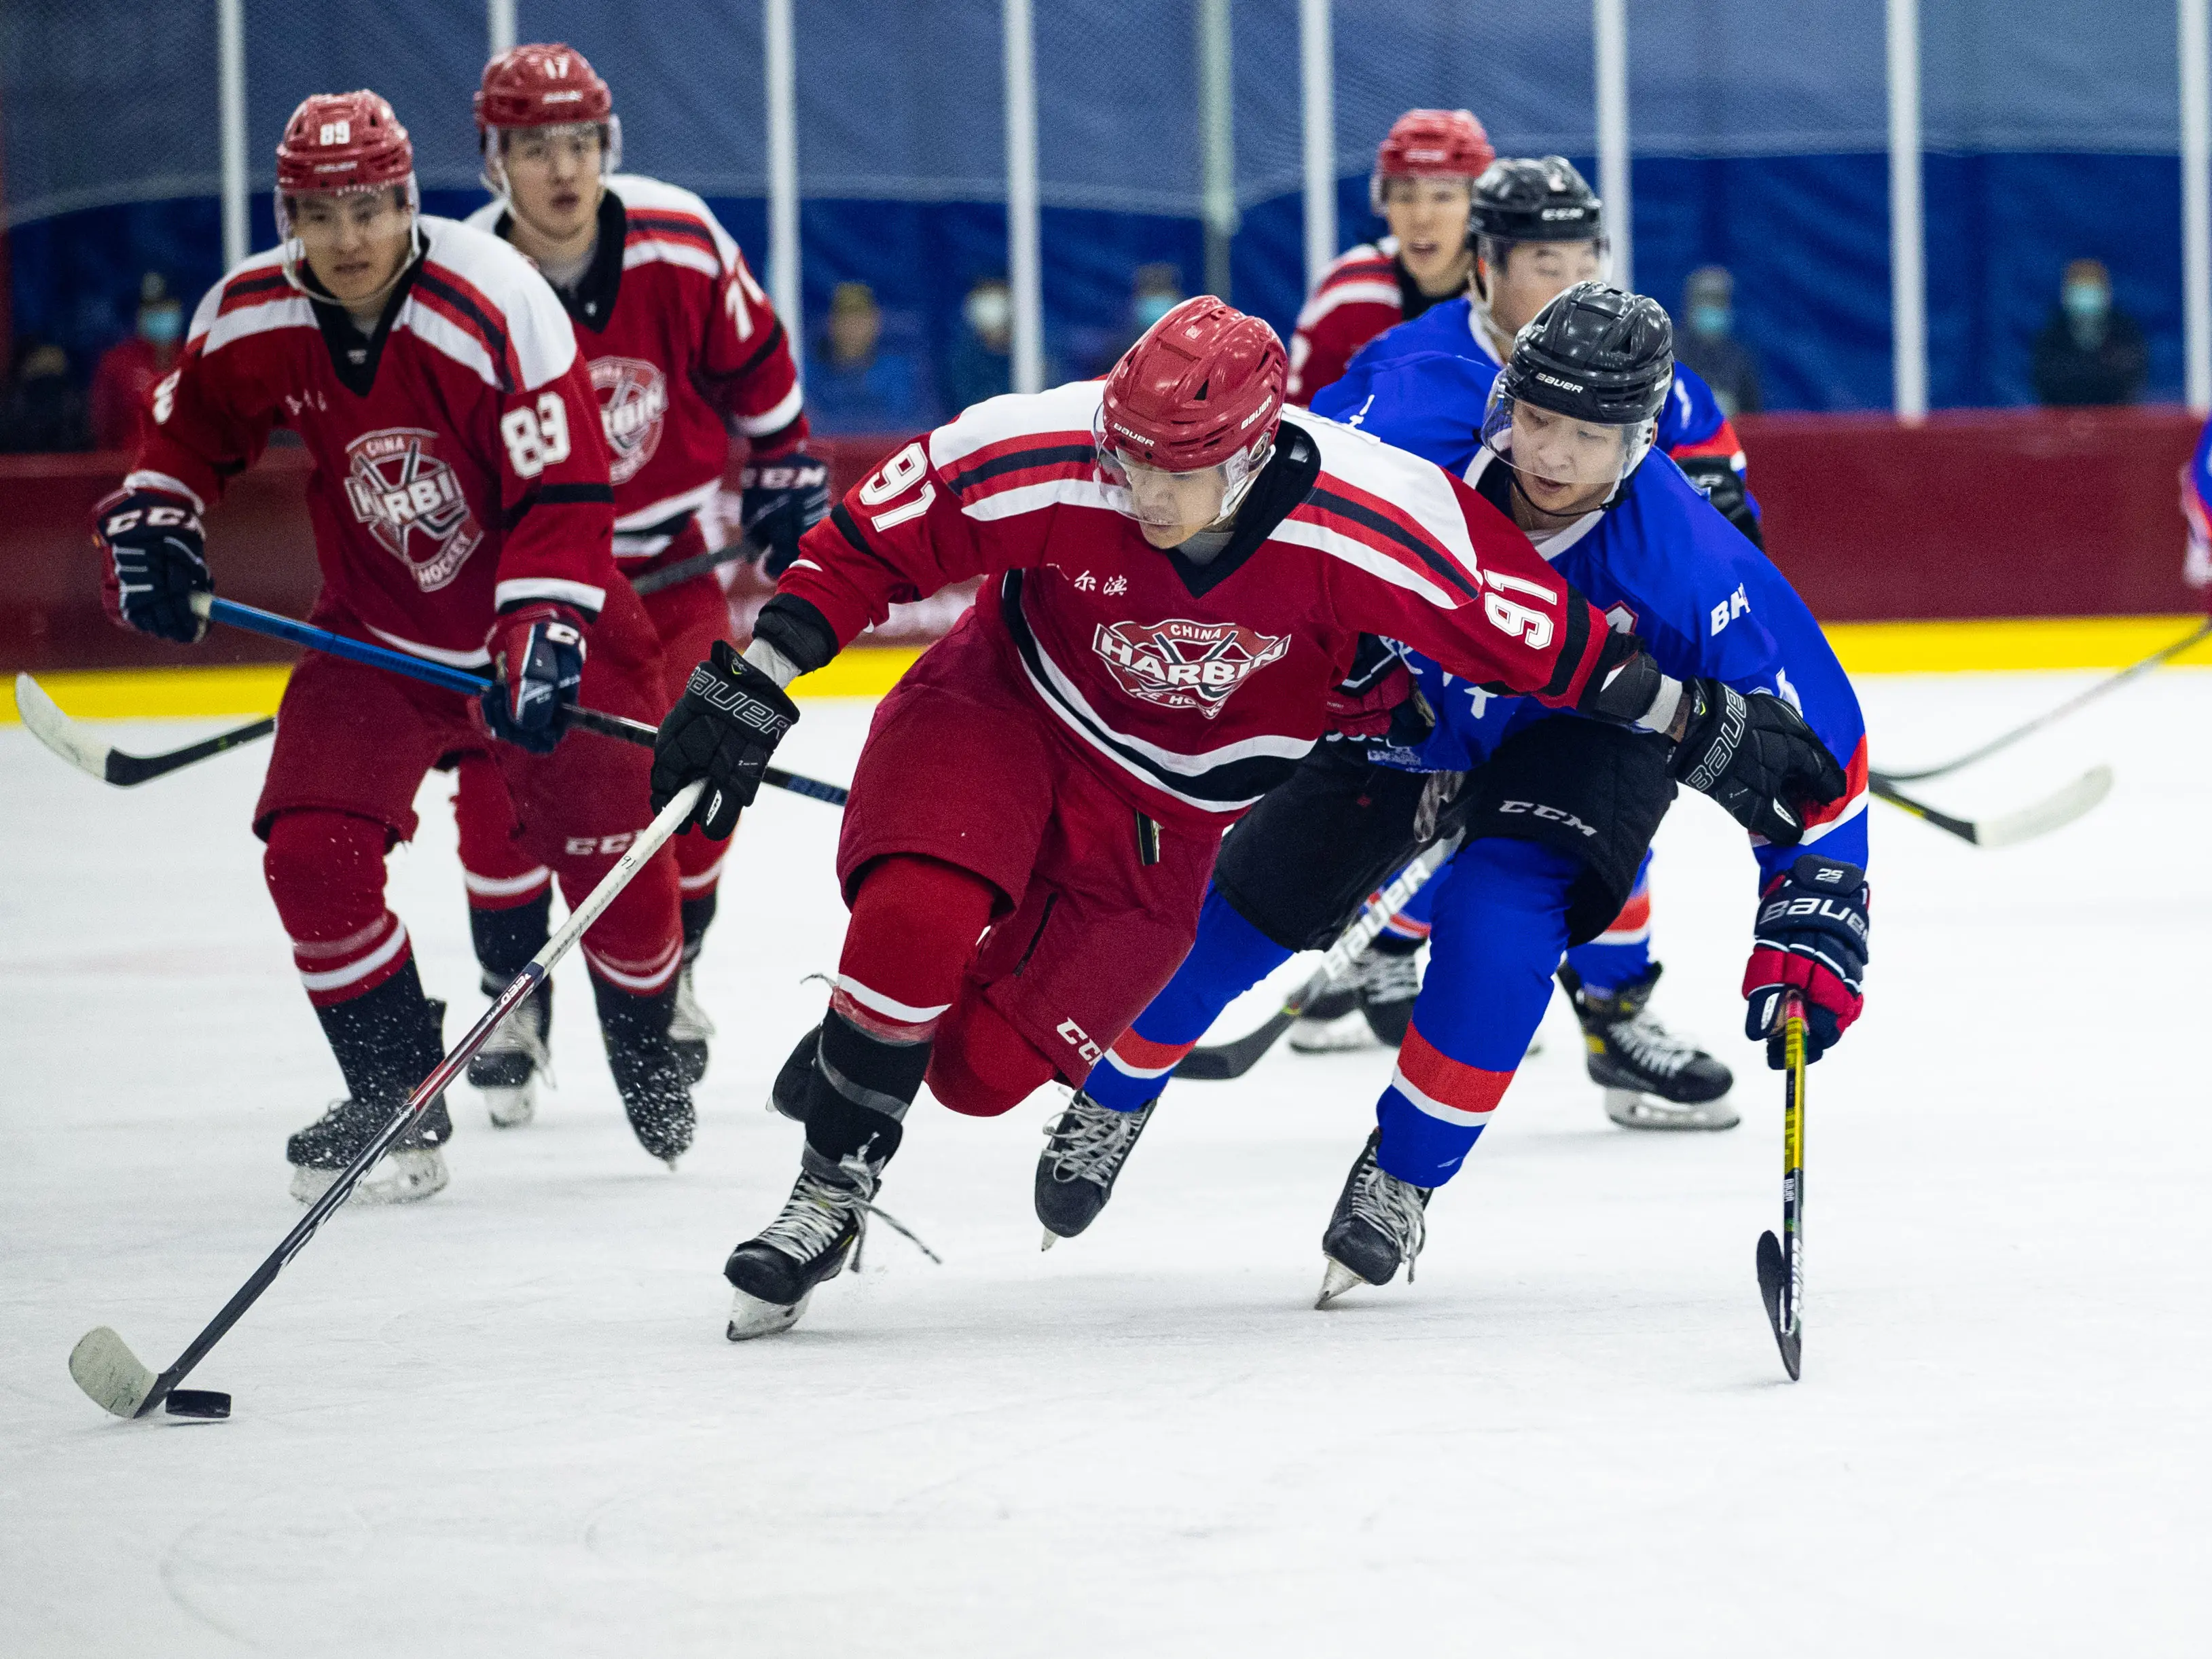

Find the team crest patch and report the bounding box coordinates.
[591,356,668,485]
[342,427,482,592]
[1091,617,1290,718]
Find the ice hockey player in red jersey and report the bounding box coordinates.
[1286,108,1494,405]
[92,91,693,1201]
[645,298,1846,1340]
[447,43,827,1120]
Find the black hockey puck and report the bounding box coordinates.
[164,1389,232,1419]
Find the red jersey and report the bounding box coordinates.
[467,175,805,571]
[1287,237,1441,405]
[90,337,175,451]
[131,217,616,666]
[774,381,1615,830]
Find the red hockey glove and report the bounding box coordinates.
[1325,636,1434,748]
[481,602,587,754]
[1743,854,1869,1068]
[740,450,831,577]
[92,486,210,644]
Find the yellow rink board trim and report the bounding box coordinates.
[0,647,926,725]
[5,619,2207,724]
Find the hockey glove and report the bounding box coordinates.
[651,639,801,839]
[1675,456,1764,549]
[1743,854,1869,1068]
[1325,636,1435,749]
[1670,679,1847,847]
[481,602,587,754]
[93,485,210,644]
[740,450,831,577]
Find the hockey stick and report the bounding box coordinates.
[67,780,708,1422]
[1879,617,2211,784]
[184,595,850,807]
[12,672,274,786]
[1868,764,2110,848]
[1175,833,1464,1083]
[1754,989,1809,1381]
[628,533,764,596]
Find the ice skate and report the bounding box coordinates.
[669,962,714,1085]
[1288,943,1420,1052]
[1035,1091,1156,1247]
[1316,1129,1431,1306]
[286,1093,451,1205]
[725,1151,879,1339]
[595,979,697,1167]
[1559,963,1738,1131]
[467,976,551,1128]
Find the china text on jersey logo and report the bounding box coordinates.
[590,357,668,485]
[342,428,482,592]
[1091,617,1290,718]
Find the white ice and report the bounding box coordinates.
[3,671,2207,1657]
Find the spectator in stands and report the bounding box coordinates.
[807,281,939,433]
[1090,263,1185,374]
[1674,266,1761,418]
[0,338,91,453]
[90,273,186,452]
[943,277,1013,412]
[2033,259,2147,407]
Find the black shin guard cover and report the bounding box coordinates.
[681,892,717,963]
[471,890,552,985]
[314,962,450,1139]
[591,976,683,1091]
[804,1010,930,1169]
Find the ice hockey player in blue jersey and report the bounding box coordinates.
[1034,285,1869,1307]
[1291,157,1756,1112]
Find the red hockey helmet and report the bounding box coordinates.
[476,43,621,180]
[1369,108,1495,213]
[275,91,415,198]
[1095,297,1287,528]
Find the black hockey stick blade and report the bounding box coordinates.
[16,670,276,786]
[1756,1229,1801,1381]
[1174,1008,1298,1082]
[628,534,765,596]
[1868,765,2110,848]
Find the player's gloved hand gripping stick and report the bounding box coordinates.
[180,594,848,807]
[67,779,710,1421]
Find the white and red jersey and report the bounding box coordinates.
[467,175,805,570]
[774,380,1616,831]
[132,216,615,665]
[1287,237,1444,405]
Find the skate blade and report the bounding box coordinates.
[1040,1228,1057,1252]
[1603,1089,1740,1132]
[288,1148,450,1207]
[727,1286,813,1341]
[1288,1013,1378,1054]
[1315,1258,1367,1309]
[482,1084,537,1128]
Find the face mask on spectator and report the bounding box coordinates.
[140,304,184,345]
[2063,281,2109,323]
[966,287,1011,337]
[1134,292,1178,330]
[1690,303,1731,338]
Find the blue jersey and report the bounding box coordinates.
[1316,295,1754,497]
[1310,349,1868,888]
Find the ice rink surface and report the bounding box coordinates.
[3,670,2207,1656]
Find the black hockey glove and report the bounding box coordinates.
[1670,679,1847,847]
[740,450,831,577]
[1675,456,1764,549]
[1743,854,1869,1068]
[93,485,210,644]
[651,639,801,839]
[481,602,587,754]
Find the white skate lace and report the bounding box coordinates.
[761,1154,943,1273]
[1043,1095,1146,1185]
[1349,1155,1428,1281]
[1356,948,1422,1007]
[1610,1010,1701,1079]
[670,966,717,1044]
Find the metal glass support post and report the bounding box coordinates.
[218,0,248,268]
[1004,0,1044,393]
[1593,0,1631,295]
[2182,0,2211,413]
[764,0,802,350]
[1887,0,1928,422]
[1300,0,1336,293]
[1199,0,1238,301]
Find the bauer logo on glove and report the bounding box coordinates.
[1743,854,1869,1068]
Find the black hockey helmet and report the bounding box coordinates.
[1481,282,1673,505]
[1466,156,1604,249]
